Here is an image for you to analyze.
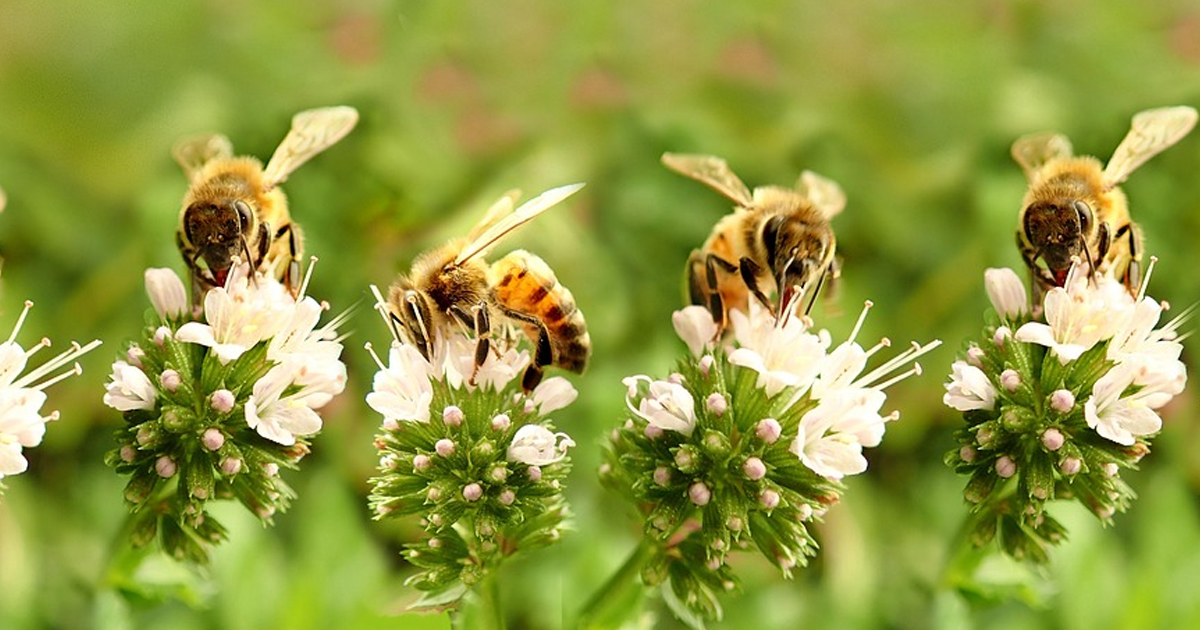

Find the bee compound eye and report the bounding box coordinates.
[233,200,253,226]
[1072,200,1093,231]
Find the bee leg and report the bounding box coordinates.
[495,306,552,392]
[703,254,737,331]
[737,257,773,311]
[274,222,303,295]
[1114,222,1142,292]
[398,290,433,360]
[451,304,491,387]
[1016,230,1055,299]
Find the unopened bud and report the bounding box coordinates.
[995,455,1016,478]
[435,438,455,457]
[201,428,225,451]
[210,389,235,414]
[463,482,483,502]
[1049,389,1076,414]
[706,393,728,417]
[443,406,464,427]
[756,418,782,443]
[159,369,182,393]
[155,456,177,478]
[743,457,766,480]
[1041,427,1065,451]
[1000,369,1020,392]
[689,482,711,506]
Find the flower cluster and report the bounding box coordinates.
[0,301,99,491]
[103,264,347,563]
[601,300,939,621]
[365,287,576,607]
[944,265,1188,563]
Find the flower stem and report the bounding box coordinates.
[452,571,506,630]
[574,537,655,630]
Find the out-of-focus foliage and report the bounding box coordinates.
[2,0,1200,628]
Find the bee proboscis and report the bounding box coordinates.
[387,183,590,391]
[662,152,846,327]
[1013,105,1197,297]
[173,105,359,299]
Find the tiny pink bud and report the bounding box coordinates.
[726,516,744,532]
[435,438,455,457]
[126,346,145,369]
[413,454,432,471]
[428,538,442,549]
[674,449,695,469]
[706,393,728,417]
[743,457,766,480]
[159,369,181,393]
[1096,505,1115,520]
[380,455,399,470]
[263,462,279,477]
[527,465,542,482]
[698,355,715,377]
[1000,369,1020,392]
[201,428,225,451]
[1032,485,1049,500]
[959,445,976,463]
[995,455,1016,478]
[443,405,464,427]
[153,326,172,347]
[463,482,483,502]
[759,489,780,509]
[706,557,722,571]
[1041,428,1065,452]
[489,466,508,482]
[756,418,782,443]
[644,424,663,440]
[119,444,137,463]
[653,466,671,486]
[976,426,994,447]
[689,482,711,506]
[491,413,510,431]
[797,503,813,520]
[155,456,177,478]
[1103,462,1119,478]
[427,486,442,501]
[711,539,726,551]
[1049,389,1076,414]
[210,389,235,414]
[192,486,209,500]
[256,505,276,519]
[429,514,443,526]
[136,426,155,446]
[499,489,516,506]
[220,457,243,476]
[966,346,985,368]
[1060,457,1082,476]
[993,326,1012,348]
[668,372,685,385]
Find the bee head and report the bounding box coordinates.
[1023,199,1093,276]
[183,199,257,271]
[762,214,833,299]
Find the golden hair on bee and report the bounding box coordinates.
[387,183,590,391]
[173,105,358,300]
[662,152,846,329]
[1013,105,1197,297]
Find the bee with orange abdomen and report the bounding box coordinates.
[662,152,846,328]
[1013,105,1197,298]
[173,105,359,299]
[387,183,590,391]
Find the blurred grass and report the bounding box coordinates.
[2,0,1200,628]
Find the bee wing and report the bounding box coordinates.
[172,134,234,179]
[261,105,359,189]
[1011,132,1074,180]
[1103,105,1198,187]
[795,170,846,218]
[454,183,585,266]
[661,153,754,207]
[466,189,522,242]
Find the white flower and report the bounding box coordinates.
[529,377,578,414]
[437,332,530,392]
[268,296,344,368]
[144,268,189,321]
[623,375,697,436]
[811,341,868,399]
[1014,274,1132,364]
[728,300,825,397]
[507,424,575,465]
[245,359,345,445]
[0,388,50,478]
[984,267,1029,320]
[366,343,435,424]
[943,360,996,411]
[176,266,292,364]
[102,360,157,411]
[672,306,717,357]
[1083,362,1179,446]
[790,388,887,479]
[1106,296,1186,380]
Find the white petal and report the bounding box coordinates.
[144,268,189,320]
[672,306,717,357]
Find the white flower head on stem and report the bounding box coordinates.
[623,375,697,436]
[943,360,996,411]
[144,268,189,321]
[1014,270,1133,364]
[176,264,293,365]
[507,424,575,465]
[672,306,717,358]
[245,359,344,445]
[984,267,1029,320]
[366,342,434,424]
[728,300,825,398]
[790,388,887,479]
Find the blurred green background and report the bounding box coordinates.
[2,0,1200,628]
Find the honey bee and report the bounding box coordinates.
[1013,105,1197,297]
[661,153,846,327]
[387,183,590,391]
[172,105,359,299]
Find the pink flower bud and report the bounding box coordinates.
[689,482,711,506]
[698,355,715,377]
[463,482,483,502]
[489,466,508,483]
[263,463,279,477]
[201,428,225,451]
[755,418,782,443]
[1049,389,1075,414]
[644,424,663,440]
[759,489,780,509]
[221,457,243,476]
[159,369,181,393]
[210,389,235,414]
[959,445,976,463]
[1041,428,1065,451]
[653,466,671,486]
[1103,462,1119,478]
[1060,457,1082,476]
[413,454,432,471]
[443,406,465,427]
[706,393,728,417]
[742,457,766,480]
[527,465,542,482]
[1000,369,1020,392]
[995,455,1016,478]
[435,438,455,457]
[966,346,985,368]
[119,444,137,463]
[155,456,177,478]
[491,413,511,431]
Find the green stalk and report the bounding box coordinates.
[451,571,506,630]
[575,538,655,630]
